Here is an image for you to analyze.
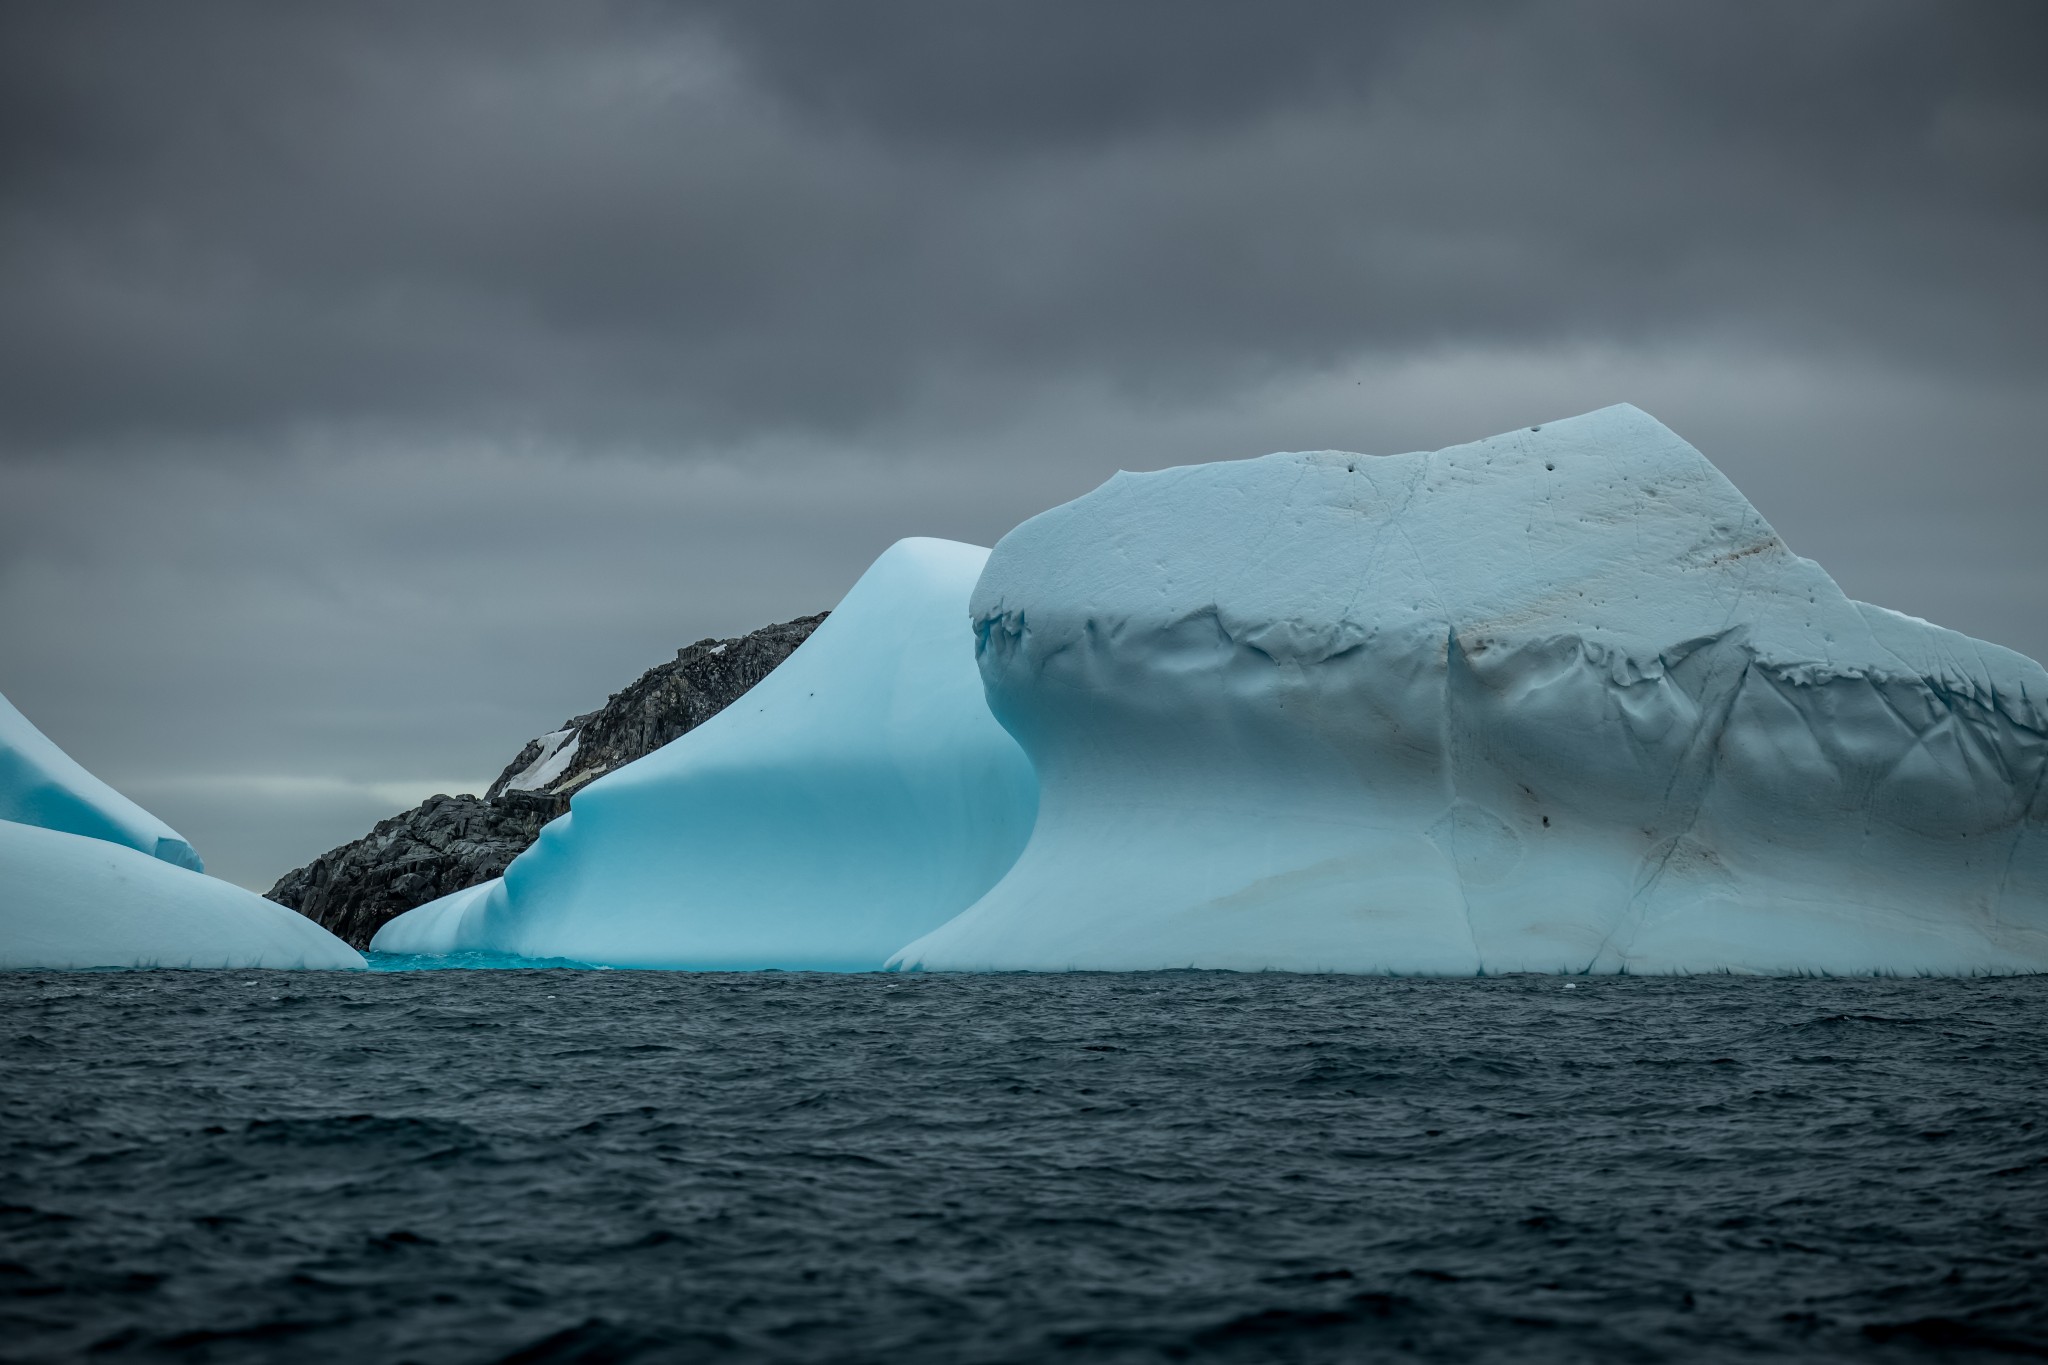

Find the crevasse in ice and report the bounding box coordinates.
[892,405,2048,975]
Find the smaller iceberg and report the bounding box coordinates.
[1,689,363,970]
[2,820,364,970]
[3,691,202,870]
[374,538,1038,968]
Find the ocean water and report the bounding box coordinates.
[2,970,2044,1363]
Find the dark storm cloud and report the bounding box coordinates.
[1,1,2042,454]
[690,0,1452,147]
[1,2,2044,888]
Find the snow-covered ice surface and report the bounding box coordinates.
[374,538,1038,968]
[895,405,2048,976]
[1,689,202,871]
[0,819,364,970]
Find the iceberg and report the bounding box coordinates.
[373,538,1038,968]
[371,877,499,956]
[1,819,365,970]
[0,689,364,969]
[2,690,202,871]
[893,405,2048,976]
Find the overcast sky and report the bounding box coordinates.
[2,1,2043,890]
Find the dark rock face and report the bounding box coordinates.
[263,793,561,951]
[267,612,827,948]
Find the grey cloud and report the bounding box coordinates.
[2,1,2042,455]
[687,0,1452,148]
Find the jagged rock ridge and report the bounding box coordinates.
[266,612,826,948]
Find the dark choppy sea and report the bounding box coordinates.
[3,969,2045,1364]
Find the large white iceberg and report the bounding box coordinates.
[893,405,2048,976]
[373,538,1038,968]
[0,690,364,970]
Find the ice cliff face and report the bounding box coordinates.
[894,405,2048,976]
[270,613,825,946]
[374,539,1038,968]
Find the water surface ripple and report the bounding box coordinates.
[3,971,2045,1362]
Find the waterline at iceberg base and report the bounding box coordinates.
[385,406,2045,977]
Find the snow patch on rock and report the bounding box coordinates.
[500,729,579,794]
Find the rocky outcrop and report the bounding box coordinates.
[266,612,826,947]
[261,793,560,950]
